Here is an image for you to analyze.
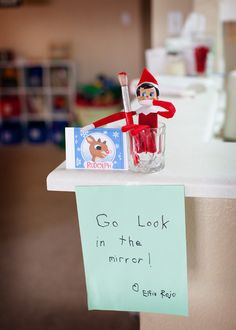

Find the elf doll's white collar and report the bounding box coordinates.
[136,99,168,114]
[136,100,157,115]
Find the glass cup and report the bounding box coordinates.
[127,123,166,173]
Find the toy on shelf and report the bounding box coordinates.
[75,74,122,126]
[0,66,19,88]
[52,95,69,113]
[82,68,176,173]
[26,93,46,115]
[50,65,69,88]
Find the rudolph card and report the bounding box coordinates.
[66,127,128,170]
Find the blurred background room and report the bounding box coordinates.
[0,0,236,329]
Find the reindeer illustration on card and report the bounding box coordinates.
[65,127,128,170]
[86,135,110,162]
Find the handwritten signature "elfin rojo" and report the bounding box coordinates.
[132,283,176,299]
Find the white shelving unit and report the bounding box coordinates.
[0,60,76,144]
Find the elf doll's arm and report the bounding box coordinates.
[152,100,176,118]
[82,111,136,131]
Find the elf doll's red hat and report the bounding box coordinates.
[137,68,159,89]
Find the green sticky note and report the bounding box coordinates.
[75,185,188,316]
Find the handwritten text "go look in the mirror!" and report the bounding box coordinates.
[95,213,170,267]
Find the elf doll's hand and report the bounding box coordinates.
[121,124,139,133]
[152,99,176,115]
[122,124,150,134]
[81,123,95,133]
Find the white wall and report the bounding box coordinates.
[220,0,236,21]
[141,197,236,330]
[0,0,144,82]
[151,0,193,47]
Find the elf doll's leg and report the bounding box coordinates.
[146,128,157,153]
[132,128,157,154]
[123,124,150,154]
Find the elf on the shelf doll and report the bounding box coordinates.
[82,68,176,153]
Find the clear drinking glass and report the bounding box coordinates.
[128,123,166,173]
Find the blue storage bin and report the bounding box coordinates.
[26,121,48,143]
[1,120,23,144]
[25,66,43,88]
[51,120,68,144]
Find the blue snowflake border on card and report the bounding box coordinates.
[74,127,126,170]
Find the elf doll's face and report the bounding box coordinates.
[137,86,158,106]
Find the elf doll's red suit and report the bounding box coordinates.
[83,69,176,153]
[91,99,175,131]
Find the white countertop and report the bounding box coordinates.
[47,76,236,199]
